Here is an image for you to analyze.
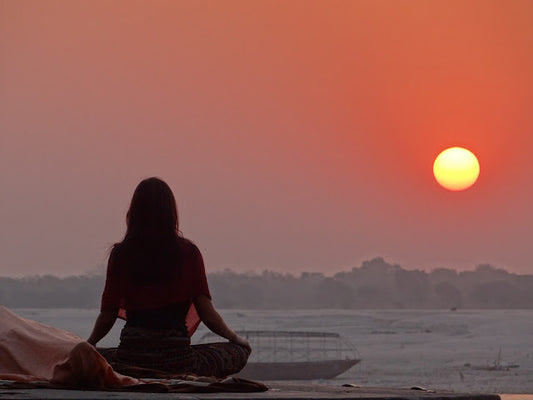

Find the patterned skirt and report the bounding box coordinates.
[98,325,250,378]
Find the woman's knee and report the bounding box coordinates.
[233,343,251,359]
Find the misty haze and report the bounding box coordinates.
[2,0,533,395]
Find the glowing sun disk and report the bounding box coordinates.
[433,147,480,191]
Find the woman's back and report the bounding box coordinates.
[101,237,211,334]
[125,303,190,330]
[112,234,182,285]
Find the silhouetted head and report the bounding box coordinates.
[117,177,183,283]
[126,177,179,238]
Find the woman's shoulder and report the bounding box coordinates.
[177,237,201,257]
[109,242,124,259]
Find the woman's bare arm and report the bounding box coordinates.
[193,294,251,352]
[87,310,118,346]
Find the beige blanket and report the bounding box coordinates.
[0,306,138,387]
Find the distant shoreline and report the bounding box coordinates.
[1,258,532,309]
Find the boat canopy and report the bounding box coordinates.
[202,330,342,339]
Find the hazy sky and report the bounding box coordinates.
[1,1,533,277]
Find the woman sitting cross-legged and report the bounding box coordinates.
[87,177,251,378]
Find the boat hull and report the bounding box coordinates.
[236,359,360,380]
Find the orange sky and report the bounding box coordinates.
[1,0,533,276]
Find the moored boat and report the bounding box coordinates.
[200,330,361,380]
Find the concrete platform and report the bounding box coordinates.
[0,383,501,400]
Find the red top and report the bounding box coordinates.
[100,239,211,337]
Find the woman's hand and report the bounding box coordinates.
[230,334,252,353]
[194,295,251,353]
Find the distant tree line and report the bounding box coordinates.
[1,258,532,309]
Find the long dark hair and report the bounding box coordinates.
[114,177,183,283]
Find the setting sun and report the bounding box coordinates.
[433,147,480,191]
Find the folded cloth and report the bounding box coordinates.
[0,306,137,387]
